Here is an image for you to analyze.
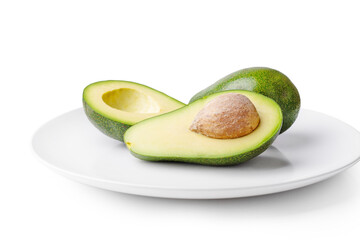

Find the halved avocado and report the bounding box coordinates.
[124,90,283,166]
[83,80,185,141]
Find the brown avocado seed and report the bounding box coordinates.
[189,93,260,139]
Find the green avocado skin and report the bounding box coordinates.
[83,99,130,142]
[129,129,280,166]
[190,67,300,133]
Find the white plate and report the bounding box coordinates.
[32,109,360,199]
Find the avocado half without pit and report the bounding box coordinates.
[83,80,185,141]
[124,90,283,166]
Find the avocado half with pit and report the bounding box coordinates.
[189,67,300,134]
[124,90,283,166]
[83,80,185,141]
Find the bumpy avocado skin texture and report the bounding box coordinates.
[129,130,280,166]
[83,100,130,142]
[190,67,300,133]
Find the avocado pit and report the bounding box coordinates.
[189,93,260,139]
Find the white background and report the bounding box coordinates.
[1,0,360,239]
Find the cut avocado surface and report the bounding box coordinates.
[83,80,185,141]
[124,90,283,166]
[189,67,300,134]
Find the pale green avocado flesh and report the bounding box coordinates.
[124,90,283,166]
[83,80,185,141]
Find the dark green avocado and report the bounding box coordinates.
[190,67,300,133]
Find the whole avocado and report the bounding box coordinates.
[189,67,300,133]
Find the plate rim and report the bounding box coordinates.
[33,148,360,192]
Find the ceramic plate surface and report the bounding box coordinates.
[33,109,360,199]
